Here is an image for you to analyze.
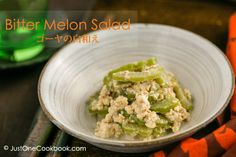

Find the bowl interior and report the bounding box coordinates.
[39,24,233,146]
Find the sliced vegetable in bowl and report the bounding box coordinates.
[38,24,234,153]
[87,57,193,140]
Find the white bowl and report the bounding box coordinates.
[38,24,234,153]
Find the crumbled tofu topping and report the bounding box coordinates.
[91,86,112,111]
[88,59,193,140]
[95,120,123,138]
[144,111,159,128]
[122,94,159,129]
[165,105,190,132]
[92,81,192,138]
[104,96,128,123]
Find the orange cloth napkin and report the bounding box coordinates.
[151,13,236,157]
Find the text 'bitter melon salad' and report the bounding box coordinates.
[87,57,193,140]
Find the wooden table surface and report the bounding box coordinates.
[0,0,235,156]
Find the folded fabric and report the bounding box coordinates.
[151,13,236,157]
[152,119,236,157]
[227,13,236,120]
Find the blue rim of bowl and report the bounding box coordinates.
[38,23,235,147]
